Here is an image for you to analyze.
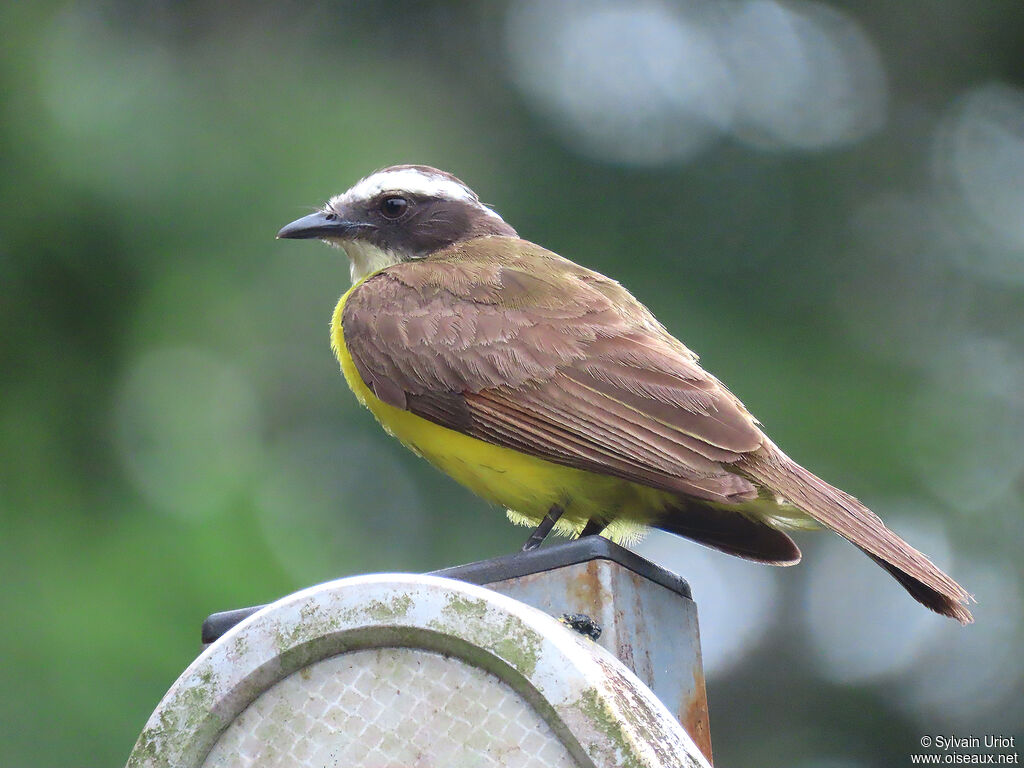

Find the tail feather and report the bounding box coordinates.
[742,446,973,624]
[655,499,803,565]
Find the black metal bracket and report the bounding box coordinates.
[200,537,690,645]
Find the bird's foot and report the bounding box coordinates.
[522,505,565,551]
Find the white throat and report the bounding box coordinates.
[335,239,404,284]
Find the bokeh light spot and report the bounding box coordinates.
[114,346,262,520]
[898,557,1024,723]
[505,0,733,165]
[504,0,886,165]
[803,512,952,684]
[255,425,426,583]
[905,337,1024,513]
[933,82,1024,283]
[724,0,886,150]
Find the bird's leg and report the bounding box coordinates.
[577,519,605,539]
[522,504,565,552]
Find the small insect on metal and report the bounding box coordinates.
[560,613,602,641]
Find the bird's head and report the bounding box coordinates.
[277,165,516,282]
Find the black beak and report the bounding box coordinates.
[277,211,361,240]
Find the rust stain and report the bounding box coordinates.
[680,663,713,764]
[564,560,606,607]
[617,637,636,670]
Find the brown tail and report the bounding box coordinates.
[741,445,973,624]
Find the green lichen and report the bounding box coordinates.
[273,620,306,653]
[127,666,221,767]
[489,617,542,676]
[443,594,488,619]
[231,633,249,659]
[363,593,413,621]
[576,687,643,768]
[272,601,346,652]
[428,595,543,676]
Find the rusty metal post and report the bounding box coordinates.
[201,538,713,763]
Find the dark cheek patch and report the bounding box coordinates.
[367,199,515,258]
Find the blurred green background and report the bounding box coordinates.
[2,1,1023,766]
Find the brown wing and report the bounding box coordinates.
[342,236,764,504]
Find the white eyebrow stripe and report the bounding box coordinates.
[333,169,476,205]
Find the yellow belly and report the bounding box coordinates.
[331,283,675,542]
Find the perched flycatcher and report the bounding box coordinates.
[278,165,972,624]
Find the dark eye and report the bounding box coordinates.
[379,196,408,219]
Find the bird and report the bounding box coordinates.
[278,164,973,624]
